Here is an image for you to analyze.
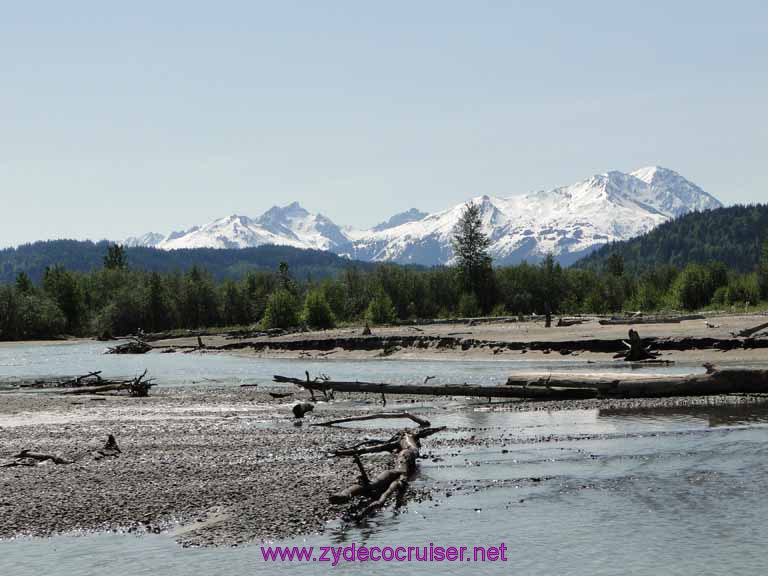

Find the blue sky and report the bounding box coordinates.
[1,1,766,247]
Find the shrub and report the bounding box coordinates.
[261,289,300,330]
[17,294,66,339]
[365,291,397,325]
[302,289,335,329]
[671,264,712,310]
[457,292,481,317]
[725,274,760,306]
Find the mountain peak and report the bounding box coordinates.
[285,201,305,211]
[631,165,675,183]
[629,166,722,217]
[261,202,309,218]
[371,208,428,232]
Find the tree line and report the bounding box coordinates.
[1,206,767,340]
[579,203,768,275]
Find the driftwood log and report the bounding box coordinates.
[107,336,152,355]
[614,329,661,362]
[599,314,705,325]
[275,374,602,400]
[312,412,431,428]
[61,370,156,397]
[557,318,588,327]
[61,371,104,387]
[328,424,445,518]
[737,321,768,338]
[276,366,768,401]
[2,434,121,467]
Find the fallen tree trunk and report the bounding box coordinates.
[9,450,73,465]
[62,383,129,395]
[61,370,156,397]
[607,367,768,398]
[277,366,768,401]
[506,366,768,398]
[557,318,588,327]
[599,314,705,325]
[61,371,103,387]
[274,374,597,399]
[738,321,768,338]
[3,435,122,467]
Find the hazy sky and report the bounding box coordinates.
[1,1,766,247]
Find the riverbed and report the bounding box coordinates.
[1,341,768,575]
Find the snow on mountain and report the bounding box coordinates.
[629,166,722,217]
[124,232,165,248]
[337,166,723,265]
[371,209,429,233]
[124,167,722,266]
[133,203,350,251]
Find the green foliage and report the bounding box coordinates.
[457,292,481,317]
[302,289,335,329]
[540,254,565,313]
[146,272,176,332]
[278,261,292,290]
[15,272,33,294]
[0,286,65,340]
[1,235,766,341]
[43,265,85,334]
[92,286,147,338]
[760,238,768,299]
[0,240,374,285]
[261,289,300,330]
[722,274,761,306]
[104,244,127,270]
[607,253,624,277]
[452,203,494,311]
[365,291,397,325]
[671,264,716,310]
[578,204,768,274]
[221,280,249,326]
[180,267,220,329]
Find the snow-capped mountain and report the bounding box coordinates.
[126,202,350,252]
[125,166,722,265]
[338,166,721,265]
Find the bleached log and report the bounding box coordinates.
[313,412,431,428]
[277,366,768,401]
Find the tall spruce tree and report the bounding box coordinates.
[452,202,494,311]
[103,244,127,270]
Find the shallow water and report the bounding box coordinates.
[1,342,768,575]
[0,340,698,389]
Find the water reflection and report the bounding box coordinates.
[599,401,768,428]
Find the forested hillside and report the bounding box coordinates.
[0,240,373,284]
[576,204,768,274]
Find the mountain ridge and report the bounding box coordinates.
[125,166,722,265]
